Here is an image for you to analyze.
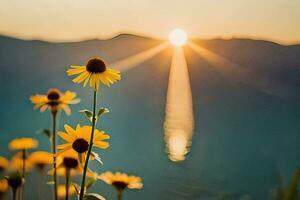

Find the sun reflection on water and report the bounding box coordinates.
[164,47,194,162]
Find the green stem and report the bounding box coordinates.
[12,188,17,200]
[38,168,44,200]
[16,189,20,200]
[21,149,26,200]
[117,190,123,200]
[65,168,70,200]
[79,90,97,200]
[51,111,58,200]
[21,150,26,178]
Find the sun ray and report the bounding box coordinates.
[110,42,169,72]
[164,47,194,161]
[188,41,295,97]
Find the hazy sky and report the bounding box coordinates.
[0,0,299,44]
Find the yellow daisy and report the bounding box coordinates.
[99,172,143,190]
[10,152,33,172]
[0,156,9,171]
[56,124,110,159]
[57,184,76,199]
[0,179,8,193]
[48,151,97,178]
[27,151,53,169]
[9,138,38,150]
[30,88,80,115]
[48,165,97,178]
[67,57,121,90]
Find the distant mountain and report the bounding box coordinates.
[0,34,299,200]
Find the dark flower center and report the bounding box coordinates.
[72,139,89,153]
[47,89,60,100]
[63,157,78,169]
[112,181,128,190]
[7,172,23,189]
[86,58,107,73]
[36,163,46,169]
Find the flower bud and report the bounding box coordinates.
[5,172,24,189]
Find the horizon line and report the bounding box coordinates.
[0,31,299,46]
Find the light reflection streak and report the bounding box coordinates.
[164,47,194,161]
[110,42,169,72]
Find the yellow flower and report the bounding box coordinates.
[9,138,38,150]
[57,184,76,199]
[27,151,53,169]
[49,165,96,178]
[30,89,80,115]
[48,151,97,178]
[10,152,33,172]
[99,172,143,190]
[67,57,121,90]
[48,164,82,177]
[0,179,8,192]
[0,156,9,171]
[56,124,110,159]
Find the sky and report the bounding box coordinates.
[0,0,299,44]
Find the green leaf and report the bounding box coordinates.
[79,109,93,122]
[91,151,103,165]
[43,129,51,138]
[284,169,300,200]
[83,193,106,200]
[36,129,51,139]
[85,178,96,190]
[79,108,109,123]
[97,108,109,119]
[72,183,81,195]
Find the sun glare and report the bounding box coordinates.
[169,29,188,47]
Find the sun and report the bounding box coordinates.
[169,29,187,47]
